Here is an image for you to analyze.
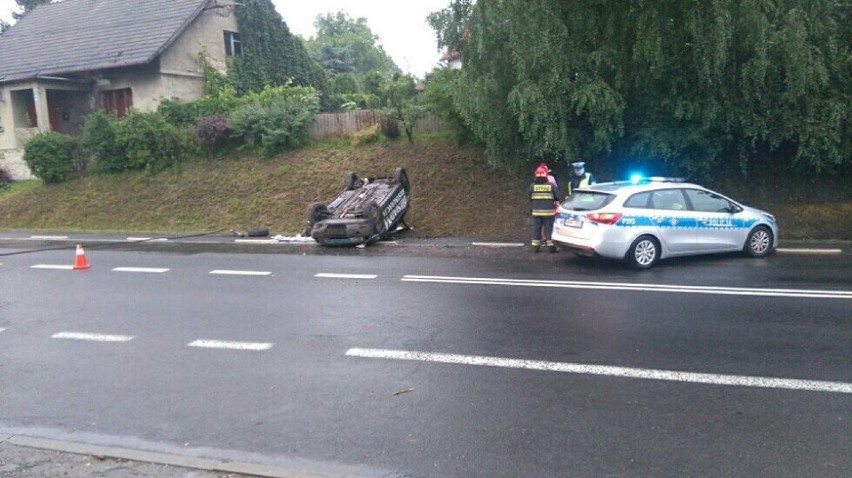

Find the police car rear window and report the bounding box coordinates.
[561,192,614,211]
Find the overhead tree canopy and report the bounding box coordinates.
[429,0,850,177]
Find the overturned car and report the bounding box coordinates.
[305,168,411,246]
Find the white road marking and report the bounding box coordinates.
[0,328,6,334]
[776,248,842,255]
[31,264,74,270]
[472,242,525,248]
[234,239,278,244]
[188,339,273,351]
[30,235,69,240]
[209,270,272,276]
[347,348,852,395]
[315,273,377,280]
[401,275,852,300]
[126,237,168,242]
[112,267,170,273]
[52,332,135,342]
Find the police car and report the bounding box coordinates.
[551,177,779,269]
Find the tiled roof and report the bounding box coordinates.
[0,0,208,83]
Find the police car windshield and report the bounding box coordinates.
[562,192,614,211]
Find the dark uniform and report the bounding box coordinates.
[529,165,564,253]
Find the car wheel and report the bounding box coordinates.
[625,235,660,269]
[362,200,387,235]
[345,172,360,190]
[306,202,330,224]
[744,226,772,257]
[394,167,410,193]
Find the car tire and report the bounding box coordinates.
[394,167,410,193]
[744,226,772,257]
[345,171,360,190]
[625,235,660,269]
[247,228,269,237]
[306,202,330,224]
[362,200,387,235]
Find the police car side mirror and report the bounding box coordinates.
[728,204,743,214]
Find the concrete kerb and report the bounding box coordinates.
[5,435,356,478]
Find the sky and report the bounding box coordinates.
[0,0,451,78]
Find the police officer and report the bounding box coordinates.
[529,165,564,253]
[567,161,595,195]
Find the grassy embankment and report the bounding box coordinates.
[1,135,849,241]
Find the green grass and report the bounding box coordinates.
[0,136,849,241]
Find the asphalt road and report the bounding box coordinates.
[0,234,850,477]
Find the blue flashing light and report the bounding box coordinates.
[629,173,645,184]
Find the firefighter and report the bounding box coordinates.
[529,164,564,253]
[567,161,595,195]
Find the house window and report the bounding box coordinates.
[224,31,242,57]
[100,88,133,119]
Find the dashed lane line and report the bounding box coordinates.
[209,270,272,276]
[31,264,74,270]
[401,275,852,300]
[112,267,170,273]
[187,339,273,351]
[346,348,852,395]
[776,248,842,255]
[52,332,135,342]
[315,273,378,280]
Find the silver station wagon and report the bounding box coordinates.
[551,178,779,269]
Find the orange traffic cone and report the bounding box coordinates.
[73,243,90,270]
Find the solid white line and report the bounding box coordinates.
[346,348,852,395]
[30,235,69,240]
[234,239,278,244]
[188,339,273,351]
[776,248,842,255]
[315,273,378,280]
[401,275,852,300]
[52,332,135,342]
[209,270,272,276]
[112,267,170,273]
[31,264,74,270]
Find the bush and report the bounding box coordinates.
[158,87,242,126]
[79,110,121,173]
[23,132,81,184]
[194,114,234,151]
[351,123,381,146]
[0,167,11,189]
[230,85,321,156]
[380,116,400,139]
[115,111,191,173]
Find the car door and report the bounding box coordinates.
[648,188,696,254]
[682,188,742,251]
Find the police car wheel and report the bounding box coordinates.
[626,235,659,269]
[745,226,772,258]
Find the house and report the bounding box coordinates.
[439,49,461,70]
[0,0,240,179]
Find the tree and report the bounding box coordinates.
[0,19,9,33]
[229,0,329,106]
[12,0,52,20]
[429,0,850,176]
[304,12,400,80]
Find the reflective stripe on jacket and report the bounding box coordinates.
[529,182,563,217]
